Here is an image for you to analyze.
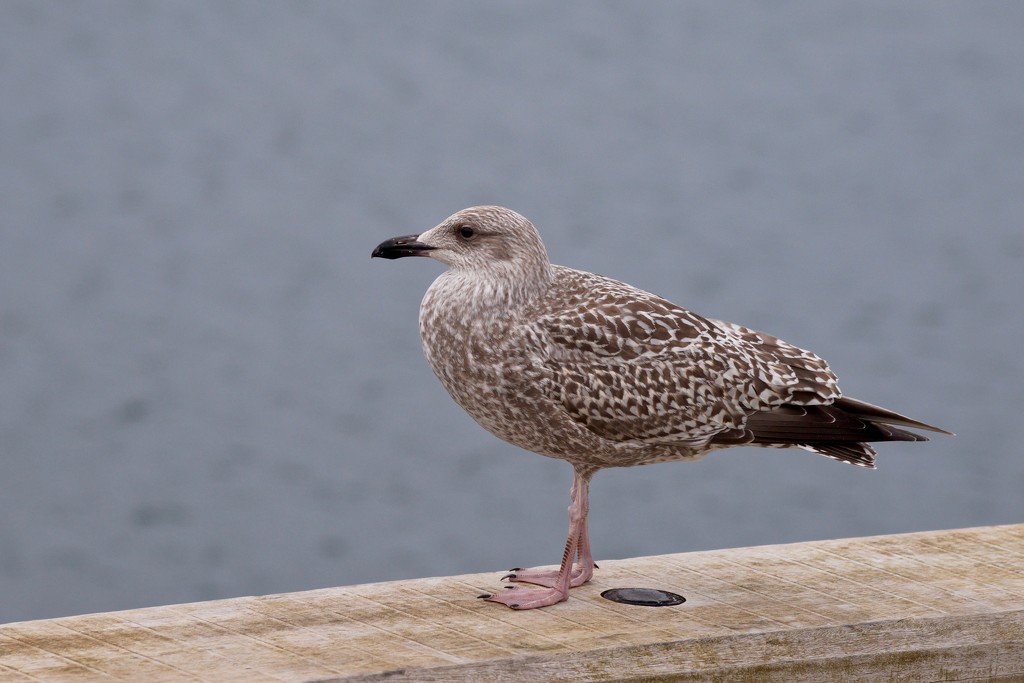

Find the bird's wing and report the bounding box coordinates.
[527,271,840,446]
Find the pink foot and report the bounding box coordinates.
[477,467,597,611]
[479,585,569,610]
[502,563,594,588]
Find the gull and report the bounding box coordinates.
[372,206,951,609]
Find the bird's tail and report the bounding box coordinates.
[797,397,952,468]
[712,396,953,469]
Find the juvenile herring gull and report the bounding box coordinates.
[372,206,951,610]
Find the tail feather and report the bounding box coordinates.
[799,443,877,468]
[711,396,952,468]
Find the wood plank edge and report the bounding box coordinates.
[325,609,1024,683]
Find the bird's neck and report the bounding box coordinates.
[424,263,553,324]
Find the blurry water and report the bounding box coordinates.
[1,1,1022,623]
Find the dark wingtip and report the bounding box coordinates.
[834,397,955,436]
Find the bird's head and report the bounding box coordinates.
[372,206,551,280]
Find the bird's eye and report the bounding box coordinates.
[459,226,475,239]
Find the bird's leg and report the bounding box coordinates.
[507,471,597,588]
[573,477,595,583]
[482,468,595,609]
[499,468,595,588]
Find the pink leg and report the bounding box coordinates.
[503,473,595,588]
[481,467,596,609]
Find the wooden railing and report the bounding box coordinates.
[2,524,1023,681]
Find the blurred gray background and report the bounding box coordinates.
[1,1,1022,624]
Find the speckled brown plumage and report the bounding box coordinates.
[373,205,951,609]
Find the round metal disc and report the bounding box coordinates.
[600,587,686,607]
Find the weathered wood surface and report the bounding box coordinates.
[2,524,1023,682]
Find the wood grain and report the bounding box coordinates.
[2,524,1023,681]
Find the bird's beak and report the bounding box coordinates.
[371,234,436,260]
